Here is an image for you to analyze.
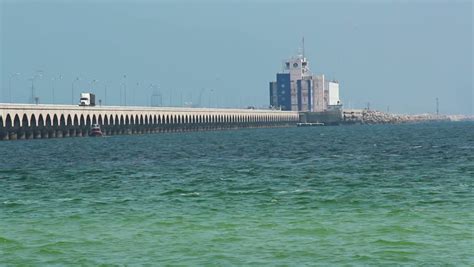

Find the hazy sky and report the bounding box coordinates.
[1,0,472,114]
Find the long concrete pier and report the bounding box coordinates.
[0,104,298,140]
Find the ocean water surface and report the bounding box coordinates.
[1,122,473,265]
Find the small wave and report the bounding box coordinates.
[276,189,314,195]
[53,198,82,203]
[378,225,418,234]
[235,168,252,173]
[160,189,189,195]
[2,199,40,206]
[226,188,269,195]
[38,247,65,255]
[417,199,449,204]
[179,192,200,197]
[283,227,333,235]
[372,239,424,247]
[316,197,339,204]
[210,236,243,243]
[117,197,135,203]
[372,249,417,258]
[2,201,22,207]
[0,236,21,245]
[292,188,314,193]
[67,214,82,220]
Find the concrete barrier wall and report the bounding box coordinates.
[0,104,298,140]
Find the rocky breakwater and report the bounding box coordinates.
[343,109,473,125]
[361,110,452,124]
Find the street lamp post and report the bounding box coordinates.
[159,88,163,106]
[150,83,162,107]
[51,74,62,104]
[29,78,35,104]
[72,77,80,105]
[30,71,43,104]
[8,73,20,103]
[90,79,99,106]
[209,89,213,108]
[90,79,99,94]
[135,82,140,106]
[198,88,205,108]
[104,83,107,106]
[169,88,172,106]
[154,84,162,106]
[122,74,127,106]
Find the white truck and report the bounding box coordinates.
[79,93,96,106]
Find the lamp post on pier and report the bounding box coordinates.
[104,82,108,106]
[198,88,205,108]
[29,71,43,104]
[122,74,127,106]
[208,89,213,108]
[71,77,80,105]
[8,73,20,103]
[51,74,62,104]
[90,79,99,94]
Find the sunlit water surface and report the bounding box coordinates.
[1,122,473,265]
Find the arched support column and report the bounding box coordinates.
[33,129,42,139]
[25,130,33,140]
[1,132,9,141]
[17,130,26,140]
[9,132,18,140]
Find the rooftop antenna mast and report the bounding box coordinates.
[302,36,305,58]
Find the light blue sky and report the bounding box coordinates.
[1,0,472,114]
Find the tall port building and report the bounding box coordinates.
[269,50,341,112]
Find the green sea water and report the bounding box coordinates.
[1,122,473,266]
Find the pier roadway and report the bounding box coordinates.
[0,104,298,140]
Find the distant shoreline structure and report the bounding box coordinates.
[269,40,342,113]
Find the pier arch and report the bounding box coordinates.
[67,115,72,126]
[5,114,12,129]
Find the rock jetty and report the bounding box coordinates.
[343,109,472,125]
